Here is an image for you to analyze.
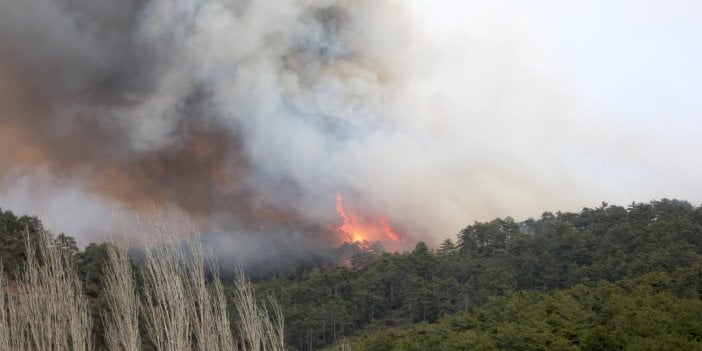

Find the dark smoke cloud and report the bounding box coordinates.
[0,0,417,257]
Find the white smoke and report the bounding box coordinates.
[0,168,121,245]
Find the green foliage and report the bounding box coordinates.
[257,199,702,350]
[75,243,112,349]
[350,267,702,350]
[437,239,456,258]
[0,208,44,278]
[2,199,702,350]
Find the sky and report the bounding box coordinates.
[409,0,702,202]
[0,0,700,251]
[413,0,702,112]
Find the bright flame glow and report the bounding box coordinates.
[335,193,401,243]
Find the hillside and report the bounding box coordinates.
[346,267,702,350]
[1,199,701,350]
[255,199,702,349]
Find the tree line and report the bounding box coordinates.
[2,198,701,350]
[254,199,702,350]
[0,208,283,351]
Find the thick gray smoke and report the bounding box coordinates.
[3,0,698,259]
[0,0,423,256]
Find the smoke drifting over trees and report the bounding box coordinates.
[0,0,418,253]
[1,0,700,259]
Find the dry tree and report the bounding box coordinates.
[0,266,9,351]
[139,216,192,351]
[6,229,92,351]
[2,209,285,351]
[182,241,235,351]
[233,268,285,351]
[136,210,284,351]
[136,211,237,351]
[210,264,236,350]
[102,232,141,351]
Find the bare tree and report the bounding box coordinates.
[233,268,285,351]
[140,216,192,351]
[2,211,285,351]
[0,266,9,351]
[182,237,234,350]
[138,212,239,351]
[6,230,92,351]
[102,232,141,351]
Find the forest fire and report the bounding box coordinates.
[335,193,401,245]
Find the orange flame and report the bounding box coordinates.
[335,193,401,244]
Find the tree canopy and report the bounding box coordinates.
[1,199,701,350]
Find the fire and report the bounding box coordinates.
[335,193,401,244]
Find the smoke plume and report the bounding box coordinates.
[0,0,422,254]
[2,0,697,261]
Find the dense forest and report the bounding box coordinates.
[347,267,702,350]
[256,199,702,350]
[2,199,701,350]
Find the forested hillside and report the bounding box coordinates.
[255,199,702,350]
[2,199,702,350]
[349,267,702,350]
